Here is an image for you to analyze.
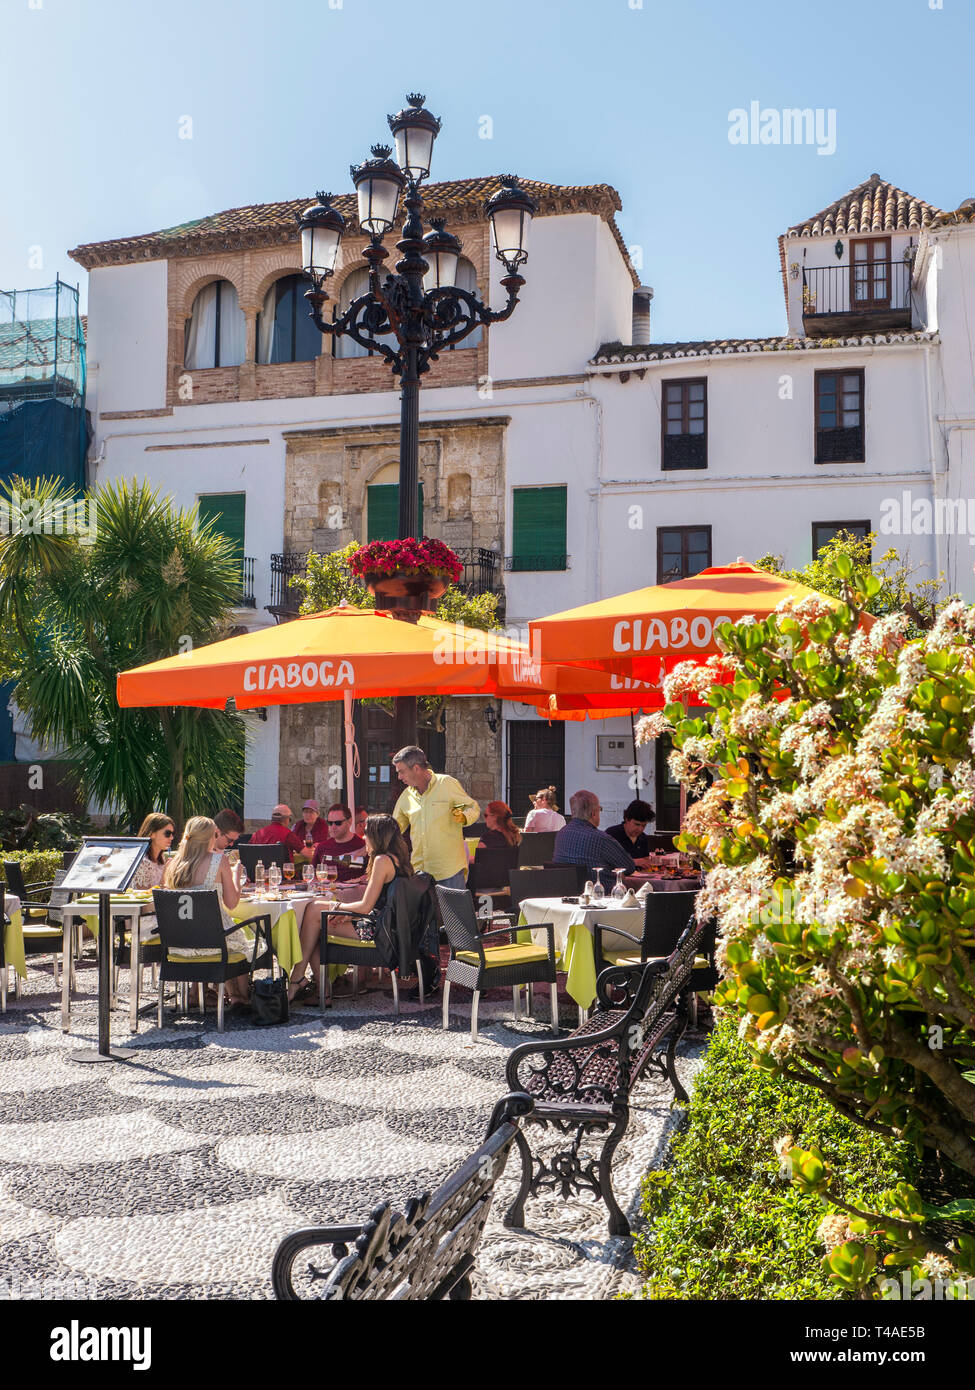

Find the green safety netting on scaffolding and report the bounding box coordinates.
[0,277,88,492]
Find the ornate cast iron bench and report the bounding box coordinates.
[271,1092,533,1300]
[502,917,712,1237]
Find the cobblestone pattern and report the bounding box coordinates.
[0,960,703,1301]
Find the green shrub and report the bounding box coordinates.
[0,803,87,851]
[634,1014,918,1299]
[0,849,66,895]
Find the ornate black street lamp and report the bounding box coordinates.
[297,93,536,756]
[298,93,535,543]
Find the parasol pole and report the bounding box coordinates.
[343,689,358,824]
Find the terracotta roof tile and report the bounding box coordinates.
[67,176,637,281]
[591,330,939,365]
[787,173,943,239]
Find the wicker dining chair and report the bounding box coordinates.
[318,873,436,1014]
[437,884,559,1042]
[153,888,273,1031]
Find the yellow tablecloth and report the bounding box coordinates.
[517,898,646,1010]
[230,897,304,974]
[70,894,303,974]
[3,895,25,980]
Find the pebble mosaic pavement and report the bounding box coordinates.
[0,957,705,1300]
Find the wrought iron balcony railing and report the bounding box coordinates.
[504,553,570,573]
[268,546,504,620]
[801,260,912,321]
[235,556,256,608]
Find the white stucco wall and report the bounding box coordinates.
[86,262,169,415]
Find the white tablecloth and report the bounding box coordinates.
[519,897,644,956]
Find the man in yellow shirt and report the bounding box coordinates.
[392,745,479,996]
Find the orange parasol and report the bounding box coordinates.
[529,560,865,682]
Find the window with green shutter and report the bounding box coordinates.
[366,482,424,541]
[198,493,245,560]
[511,487,567,571]
[198,493,253,603]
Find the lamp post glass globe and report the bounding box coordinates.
[352,145,406,236]
[486,177,536,273]
[421,219,461,292]
[299,194,345,282]
[388,93,442,181]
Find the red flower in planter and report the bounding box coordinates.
[348,538,463,585]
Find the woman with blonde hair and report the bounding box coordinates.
[162,816,251,1003]
[480,800,521,848]
[523,786,566,832]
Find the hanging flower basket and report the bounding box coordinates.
[349,537,462,604]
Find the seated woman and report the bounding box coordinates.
[287,814,412,1003]
[479,800,522,849]
[523,786,566,832]
[129,812,176,940]
[162,816,251,1004]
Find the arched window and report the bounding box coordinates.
[451,258,481,349]
[334,268,399,360]
[256,274,321,364]
[184,280,245,369]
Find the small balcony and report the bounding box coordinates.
[268,546,504,622]
[802,260,912,337]
[234,557,256,608]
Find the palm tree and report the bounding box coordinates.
[0,476,246,829]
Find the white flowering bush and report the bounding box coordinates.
[636,557,975,1290]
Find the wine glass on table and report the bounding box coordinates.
[590,868,606,905]
[611,867,626,901]
[283,860,295,886]
[315,861,328,895]
[302,863,315,892]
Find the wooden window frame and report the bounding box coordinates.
[850,237,891,311]
[815,368,865,464]
[656,525,712,585]
[661,378,708,471]
[812,520,871,558]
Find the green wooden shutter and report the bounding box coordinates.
[198,493,245,560]
[367,482,424,541]
[511,487,567,571]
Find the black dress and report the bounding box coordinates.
[354,859,407,940]
[606,824,650,858]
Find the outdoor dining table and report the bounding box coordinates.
[625,874,702,894]
[517,895,649,1017]
[61,889,311,1034]
[1,893,24,1008]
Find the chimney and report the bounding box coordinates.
[632,286,653,346]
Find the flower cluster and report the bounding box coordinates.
[663,556,975,1275]
[347,537,463,584]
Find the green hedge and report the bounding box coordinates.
[634,1014,918,1299]
[0,850,65,895]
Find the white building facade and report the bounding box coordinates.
[70,172,975,832]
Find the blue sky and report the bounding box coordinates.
[5,0,972,341]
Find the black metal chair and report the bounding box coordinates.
[508,866,581,920]
[4,860,56,922]
[152,888,273,1031]
[237,842,288,880]
[543,861,590,893]
[467,845,520,906]
[593,891,719,999]
[318,872,436,1013]
[517,831,557,867]
[437,884,559,1041]
[0,874,65,1001]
